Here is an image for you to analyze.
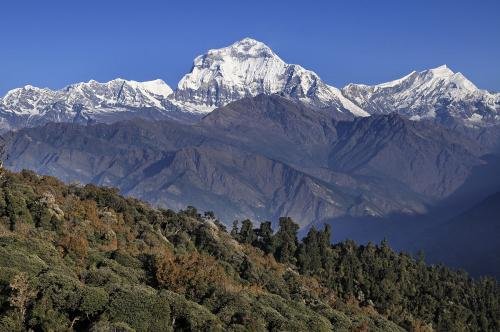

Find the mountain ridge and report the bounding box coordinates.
[342,64,500,126]
[3,95,486,228]
[1,38,498,131]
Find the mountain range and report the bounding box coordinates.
[343,65,500,125]
[4,95,495,235]
[1,38,498,132]
[1,38,499,277]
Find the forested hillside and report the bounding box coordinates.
[0,170,498,331]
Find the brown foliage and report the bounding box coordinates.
[58,231,89,260]
[155,250,239,296]
[410,320,433,332]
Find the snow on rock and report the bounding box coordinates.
[1,85,57,116]
[175,38,369,117]
[2,39,499,130]
[1,78,173,116]
[0,78,175,131]
[342,65,499,126]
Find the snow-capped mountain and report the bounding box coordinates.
[172,38,368,117]
[1,38,499,132]
[0,79,174,131]
[342,65,500,126]
[63,78,173,110]
[0,38,368,132]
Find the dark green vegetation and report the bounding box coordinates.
[0,170,498,331]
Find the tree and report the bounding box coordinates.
[256,221,274,254]
[298,227,322,273]
[230,220,239,238]
[0,134,6,170]
[203,211,215,220]
[274,217,299,264]
[184,206,199,218]
[318,224,333,268]
[239,219,256,244]
[416,250,425,265]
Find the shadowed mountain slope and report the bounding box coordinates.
[3,95,488,229]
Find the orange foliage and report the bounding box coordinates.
[410,320,433,332]
[58,231,89,260]
[243,245,284,273]
[155,250,241,296]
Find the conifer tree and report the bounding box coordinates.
[274,217,299,264]
[255,221,274,254]
[230,220,239,239]
[239,219,256,244]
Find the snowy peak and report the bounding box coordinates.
[0,78,174,127]
[132,79,173,98]
[342,65,498,125]
[419,65,478,92]
[1,39,498,131]
[347,65,476,93]
[427,64,454,78]
[65,78,173,98]
[64,78,173,109]
[218,37,276,59]
[175,37,368,117]
[177,38,286,96]
[1,85,57,116]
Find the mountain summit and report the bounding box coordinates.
[342,65,500,126]
[173,38,368,117]
[1,39,499,131]
[0,78,175,131]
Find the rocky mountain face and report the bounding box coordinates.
[3,38,497,132]
[328,114,484,198]
[342,65,500,126]
[172,38,368,117]
[3,95,486,228]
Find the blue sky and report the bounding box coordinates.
[0,0,499,94]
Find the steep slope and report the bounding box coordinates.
[203,95,484,200]
[342,65,500,126]
[173,38,368,117]
[329,113,484,198]
[199,94,340,166]
[0,170,407,331]
[0,170,498,331]
[2,118,425,227]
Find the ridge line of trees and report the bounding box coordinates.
[229,216,499,331]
